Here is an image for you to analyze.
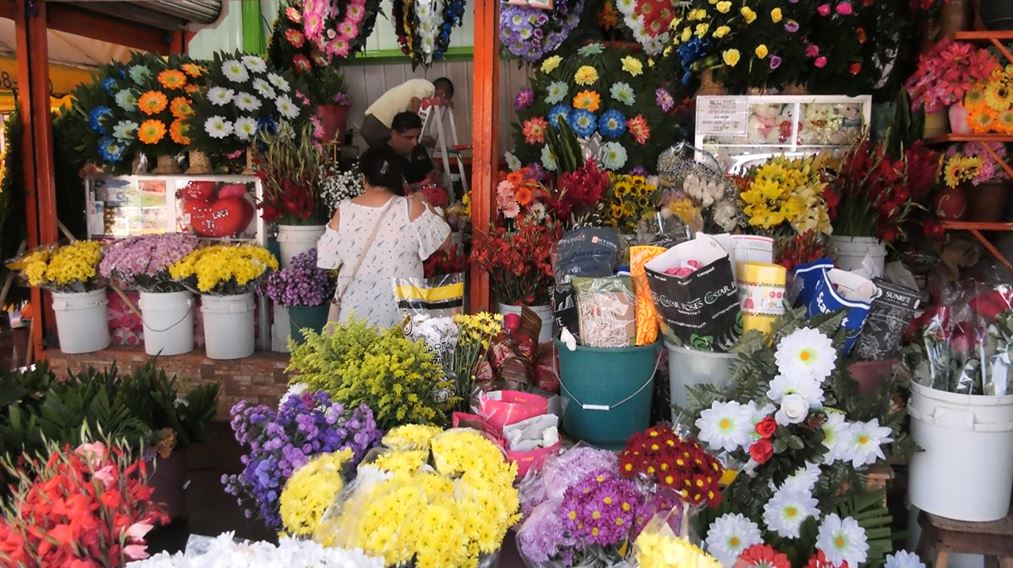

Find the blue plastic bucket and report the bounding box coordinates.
[555,340,661,450]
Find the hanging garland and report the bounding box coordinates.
[392,0,466,69]
[615,0,677,56]
[303,0,383,60]
[499,0,586,64]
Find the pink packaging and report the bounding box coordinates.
[478,390,549,434]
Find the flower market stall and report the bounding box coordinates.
[3,0,1013,567]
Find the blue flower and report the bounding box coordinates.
[102,77,118,95]
[547,103,571,128]
[598,109,627,139]
[88,106,112,134]
[678,38,710,85]
[569,109,597,138]
[97,137,125,163]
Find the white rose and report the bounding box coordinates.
[776,393,810,426]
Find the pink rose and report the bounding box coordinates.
[817,3,831,15]
[836,1,854,14]
[815,56,828,68]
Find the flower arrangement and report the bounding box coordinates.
[316,427,520,567]
[423,243,467,278]
[222,390,380,529]
[267,1,351,109]
[186,51,308,158]
[905,40,998,113]
[551,159,610,227]
[256,122,327,224]
[659,171,741,234]
[319,161,364,213]
[615,0,675,55]
[99,234,200,292]
[261,249,336,307]
[168,243,278,295]
[130,531,384,566]
[7,240,104,293]
[941,153,982,188]
[499,0,586,63]
[287,319,453,428]
[963,64,1013,134]
[471,213,560,306]
[493,166,551,223]
[738,154,831,237]
[303,0,383,60]
[0,438,168,565]
[604,173,659,232]
[392,0,467,68]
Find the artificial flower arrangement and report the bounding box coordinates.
[963,64,1013,134]
[659,171,741,235]
[185,51,309,159]
[168,243,278,295]
[552,158,611,228]
[303,0,383,60]
[313,425,521,568]
[128,531,384,567]
[0,437,168,565]
[392,0,467,68]
[7,240,104,293]
[261,249,336,307]
[499,0,586,63]
[905,40,998,114]
[287,319,453,429]
[603,173,660,233]
[256,122,327,224]
[512,44,680,173]
[614,0,676,56]
[683,309,909,567]
[945,142,1011,187]
[267,0,350,104]
[99,234,200,292]
[941,152,983,188]
[737,154,832,238]
[222,388,380,529]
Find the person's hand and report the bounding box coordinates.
[409,97,422,113]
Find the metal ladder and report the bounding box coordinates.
[418,101,470,194]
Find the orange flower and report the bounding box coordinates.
[573,90,601,112]
[138,119,166,144]
[157,69,187,90]
[169,119,190,145]
[969,109,998,134]
[181,63,203,78]
[506,171,524,185]
[999,109,1013,134]
[515,186,533,207]
[170,97,193,118]
[184,84,199,95]
[138,91,168,115]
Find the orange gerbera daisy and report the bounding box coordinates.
[138,119,166,144]
[169,119,190,145]
[514,185,533,207]
[157,69,187,90]
[138,91,168,115]
[181,63,203,78]
[573,90,602,112]
[969,109,998,134]
[170,97,193,118]
[999,110,1013,134]
[506,171,524,185]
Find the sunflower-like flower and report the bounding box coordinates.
[169,119,190,145]
[157,69,187,90]
[138,119,166,144]
[138,91,168,115]
[170,96,193,118]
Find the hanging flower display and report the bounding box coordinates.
[303,0,383,60]
[499,0,586,63]
[392,0,467,69]
[615,0,676,56]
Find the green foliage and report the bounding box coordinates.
[288,319,454,429]
[544,118,584,173]
[116,360,219,448]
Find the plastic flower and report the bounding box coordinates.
[207,86,234,106]
[763,487,819,538]
[817,514,869,567]
[157,69,187,90]
[541,145,558,171]
[98,137,126,163]
[522,117,549,144]
[514,88,534,110]
[268,72,290,92]
[885,550,926,568]
[112,120,138,141]
[128,64,152,84]
[771,7,783,22]
[138,91,168,115]
[541,55,563,74]
[621,56,644,76]
[232,91,261,112]
[610,82,636,106]
[573,90,602,112]
[169,120,190,145]
[738,544,791,568]
[234,116,259,141]
[114,89,137,111]
[276,95,300,120]
[775,327,837,382]
[504,151,522,171]
[723,49,742,67]
[222,59,250,83]
[204,116,234,139]
[574,65,599,86]
[547,103,571,128]
[569,109,597,137]
[655,88,675,112]
[821,411,849,463]
[241,55,267,73]
[840,419,892,467]
[600,141,627,170]
[705,513,763,566]
[741,6,758,22]
[713,25,731,38]
[545,81,570,105]
[138,119,166,144]
[767,373,825,406]
[578,43,604,56]
[598,109,627,139]
[755,45,769,59]
[181,62,203,78]
[715,1,731,13]
[696,401,752,452]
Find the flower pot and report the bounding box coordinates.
[831,236,887,276]
[151,154,181,175]
[315,103,350,144]
[934,185,969,220]
[497,303,553,344]
[52,289,111,354]
[948,103,971,135]
[276,224,326,268]
[923,110,949,139]
[272,304,291,354]
[981,0,1013,30]
[149,449,186,520]
[138,290,194,356]
[186,150,212,175]
[966,181,1010,222]
[289,304,329,344]
[667,342,737,418]
[200,293,256,359]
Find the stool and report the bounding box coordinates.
[916,509,1013,568]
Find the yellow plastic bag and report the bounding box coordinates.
[630,246,667,346]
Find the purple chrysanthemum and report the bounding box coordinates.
[655,88,675,112]
[514,88,535,111]
[260,249,336,307]
[559,469,644,546]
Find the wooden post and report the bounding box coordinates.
[469,0,500,313]
[14,0,59,360]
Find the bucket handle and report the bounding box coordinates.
[908,401,1013,433]
[555,346,663,412]
[142,299,195,334]
[204,298,256,314]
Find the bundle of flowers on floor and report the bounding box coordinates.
[128,532,383,567]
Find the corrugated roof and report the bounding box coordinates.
[49,0,224,31]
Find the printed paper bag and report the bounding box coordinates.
[793,259,874,353]
[855,278,920,360]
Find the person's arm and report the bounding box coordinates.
[327,207,341,231]
[408,193,452,250]
[409,97,422,113]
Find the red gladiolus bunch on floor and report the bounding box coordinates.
[0,439,168,566]
[471,214,560,306]
[618,424,724,508]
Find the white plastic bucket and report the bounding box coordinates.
[271,303,291,354]
[277,224,325,268]
[138,290,194,356]
[201,293,256,360]
[831,236,886,276]
[666,342,737,420]
[52,289,111,354]
[908,382,1013,522]
[497,303,553,344]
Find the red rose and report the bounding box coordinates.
[749,439,773,464]
[755,416,777,439]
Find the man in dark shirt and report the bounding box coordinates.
[386,112,437,190]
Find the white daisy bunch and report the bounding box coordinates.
[704,513,762,566]
[127,531,383,567]
[696,400,766,453]
[822,415,893,468]
[319,162,364,212]
[816,514,869,567]
[761,476,819,539]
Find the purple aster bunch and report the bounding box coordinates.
[99,234,200,292]
[560,469,644,547]
[221,389,381,529]
[499,0,585,63]
[260,249,336,307]
[522,446,618,515]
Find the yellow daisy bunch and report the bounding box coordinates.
[7,248,52,288]
[372,449,429,476]
[169,244,278,294]
[636,530,722,568]
[9,241,104,291]
[740,155,831,235]
[453,312,503,346]
[279,448,352,537]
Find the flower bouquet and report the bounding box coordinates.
[262,249,335,307]
[7,240,104,293]
[222,389,380,529]
[99,234,200,292]
[551,159,610,228]
[128,531,384,567]
[319,161,363,214]
[391,0,467,69]
[314,426,521,568]
[964,65,1013,134]
[303,0,383,60]
[0,438,168,565]
[905,40,998,114]
[499,0,585,63]
[738,154,832,239]
[169,244,278,296]
[256,122,327,224]
[603,173,660,233]
[424,243,467,278]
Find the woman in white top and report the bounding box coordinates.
[317,145,450,328]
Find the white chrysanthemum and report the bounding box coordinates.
[705,513,762,567]
[252,78,276,100]
[841,419,892,468]
[504,151,522,172]
[762,487,819,539]
[540,145,558,171]
[241,55,267,73]
[234,92,262,112]
[222,59,249,83]
[128,65,151,84]
[115,89,137,111]
[767,373,825,406]
[781,462,821,494]
[234,116,258,140]
[775,393,810,426]
[820,411,849,464]
[885,550,926,568]
[204,116,234,139]
[775,327,837,382]
[207,87,234,106]
[267,72,290,92]
[275,95,300,119]
[696,401,752,453]
[817,514,869,567]
[112,120,138,141]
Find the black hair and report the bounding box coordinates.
[391,111,423,133]
[433,77,454,98]
[358,145,405,196]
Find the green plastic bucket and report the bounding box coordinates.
[555,340,661,450]
[289,305,329,345]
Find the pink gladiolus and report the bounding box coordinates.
[75,442,107,468]
[817,3,831,15]
[93,465,116,488]
[125,522,154,541]
[124,544,150,561]
[815,56,828,68]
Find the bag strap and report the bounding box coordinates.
[332,197,399,305]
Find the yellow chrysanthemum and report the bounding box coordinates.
[572,89,602,112]
[755,44,769,59]
[636,531,722,568]
[169,244,279,294]
[621,56,644,77]
[157,69,187,90]
[10,241,103,289]
[279,449,352,537]
[574,65,599,86]
[695,23,709,37]
[722,49,741,67]
[741,6,757,23]
[169,119,190,145]
[138,90,168,115]
[715,0,731,13]
[541,55,562,74]
[771,7,783,22]
[170,96,193,118]
[713,25,731,38]
[138,119,167,145]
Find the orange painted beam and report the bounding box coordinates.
[469,0,499,313]
[45,2,173,55]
